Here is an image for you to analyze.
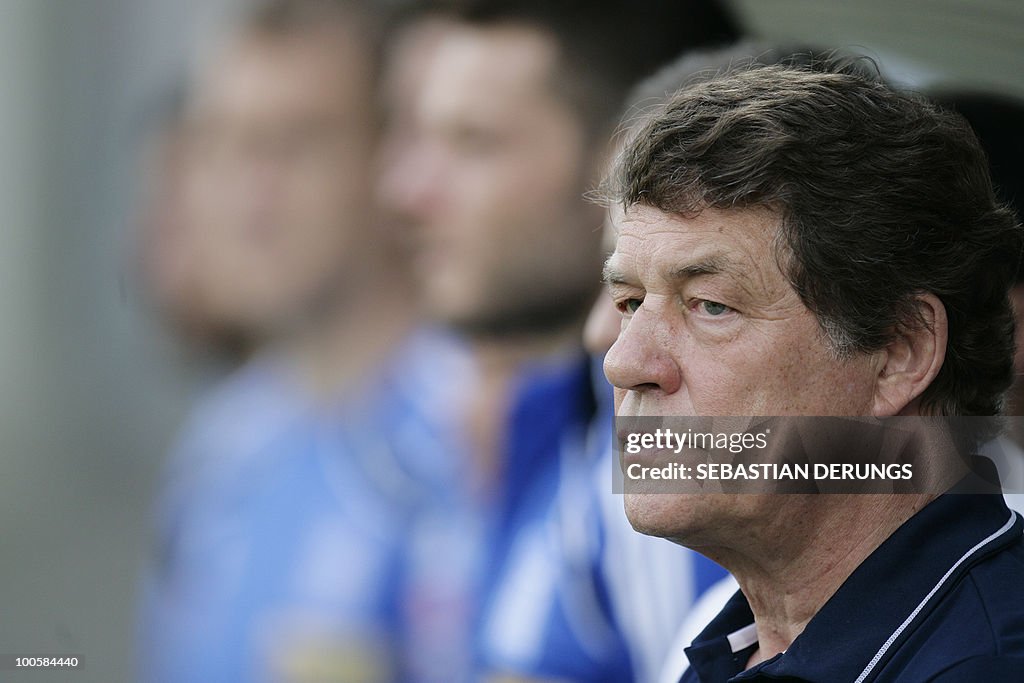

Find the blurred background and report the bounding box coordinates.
[0,1,1022,681]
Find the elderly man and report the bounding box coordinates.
[602,61,1024,681]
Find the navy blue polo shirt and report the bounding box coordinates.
[680,493,1024,682]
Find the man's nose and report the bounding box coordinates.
[603,302,682,395]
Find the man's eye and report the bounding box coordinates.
[700,300,731,316]
[619,298,643,314]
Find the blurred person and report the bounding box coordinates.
[137,2,466,682]
[178,3,397,359]
[378,1,739,681]
[602,59,1024,682]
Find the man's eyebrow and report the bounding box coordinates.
[602,254,743,286]
[602,259,631,286]
[667,255,740,282]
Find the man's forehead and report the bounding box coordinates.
[606,204,783,281]
[604,248,742,287]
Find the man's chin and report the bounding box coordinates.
[623,491,730,548]
[623,492,690,539]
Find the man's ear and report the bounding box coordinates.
[872,293,948,417]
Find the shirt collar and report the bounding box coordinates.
[684,493,1022,682]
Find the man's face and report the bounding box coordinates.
[181,27,375,336]
[381,24,603,334]
[603,205,880,540]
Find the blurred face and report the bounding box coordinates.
[381,24,603,335]
[182,26,376,336]
[603,205,879,540]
